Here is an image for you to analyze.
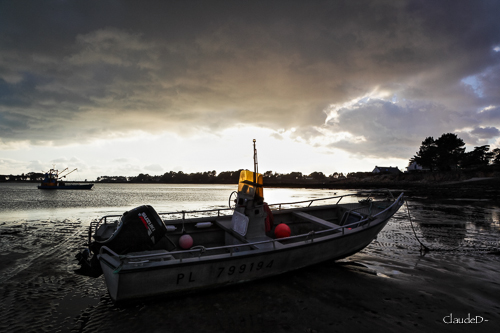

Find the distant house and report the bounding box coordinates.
[372,166,401,174]
[406,161,424,172]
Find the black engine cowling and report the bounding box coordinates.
[93,205,167,254]
[77,205,167,277]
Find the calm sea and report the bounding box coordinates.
[1,182,498,252]
[0,182,356,223]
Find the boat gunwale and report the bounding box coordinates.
[98,214,393,274]
[98,192,404,264]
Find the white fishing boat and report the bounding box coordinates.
[77,140,404,302]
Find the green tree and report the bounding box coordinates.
[27,172,44,181]
[215,170,241,183]
[308,171,326,180]
[132,173,153,182]
[493,148,500,165]
[283,172,303,180]
[263,171,274,178]
[461,145,494,168]
[412,133,466,171]
[159,171,175,183]
[412,136,437,171]
[434,133,465,171]
[173,171,190,183]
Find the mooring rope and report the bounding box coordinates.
[404,199,500,255]
[405,200,431,254]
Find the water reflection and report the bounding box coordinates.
[0,183,356,223]
[419,223,467,247]
[405,199,500,251]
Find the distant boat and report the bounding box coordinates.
[76,140,404,302]
[38,168,94,190]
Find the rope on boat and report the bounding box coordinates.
[191,245,206,258]
[405,200,431,254]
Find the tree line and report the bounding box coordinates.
[98,170,346,183]
[0,172,46,182]
[411,133,500,171]
[1,169,347,183]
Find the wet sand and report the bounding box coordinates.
[1,200,499,332]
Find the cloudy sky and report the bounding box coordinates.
[1,0,500,181]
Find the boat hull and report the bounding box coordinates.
[99,207,397,302]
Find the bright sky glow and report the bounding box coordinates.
[1,126,406,180]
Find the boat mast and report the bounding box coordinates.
[253,139,258,183]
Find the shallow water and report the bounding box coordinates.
[0,183,499,332]
[0,183,354,223]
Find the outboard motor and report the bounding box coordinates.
[76,205,167,277]
[92,205,167,254]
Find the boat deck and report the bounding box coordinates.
[147,204,374,258]
[92,192,401,263]
[214,217,285,250]
[292,211,342,229]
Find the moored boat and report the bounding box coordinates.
[76,141,404,302]
[38,168,94,190]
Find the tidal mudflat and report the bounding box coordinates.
[0,184,499,332]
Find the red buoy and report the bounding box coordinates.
[179,234,193,249]
[275,223,291,238]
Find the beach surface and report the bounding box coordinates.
[1,196,499,333]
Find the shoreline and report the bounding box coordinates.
[269,177,500,202]
[4,176,500,202]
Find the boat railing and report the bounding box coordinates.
[339,201,379,226]
[154,192,371,225]
[159,189,398,221]
[158,208,234,220]
[88,208,235,245]
[89,190,401,247]
[98,219,369,263]
[89,214,122,240]
[155,193,366,222]
[99,193,404,263]
[92,189,396,228]
[267,194,353,211]
[266,188,398,211]
[90,207,234,229]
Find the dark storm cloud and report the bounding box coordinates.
[477,105,500,122]
[322,98,466,159]
[1,0,500,158]
[478,63,500,104]
[470,126,500,139]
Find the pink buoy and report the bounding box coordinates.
[179,234,193,249]
[275,223,291,239]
